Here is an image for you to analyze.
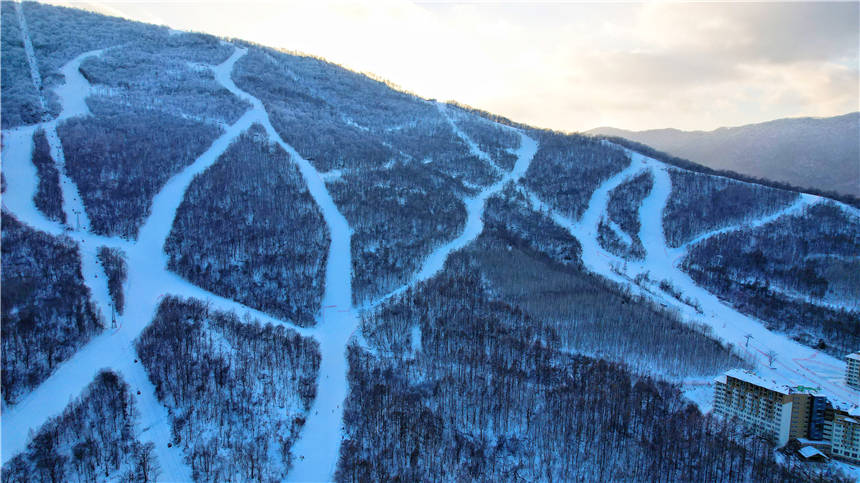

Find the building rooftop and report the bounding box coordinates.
[798,446,827,459]
[724,369,792,395]
[847,352,860,362]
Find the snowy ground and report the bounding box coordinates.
[368,107,538,309]
[520,149,860,414]
[0,25,316,479]
[4,31,539,480]
[3,7,858,480]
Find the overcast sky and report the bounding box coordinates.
[47,1,860,132]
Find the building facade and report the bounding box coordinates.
[846,353,860,390]
[827,409,860,464]
[714,367,860,466]
[713,370,805,446]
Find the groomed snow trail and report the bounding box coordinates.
[185,46,357,482]
[667,192,815,263]
[371,112,539,309]
[520,148,860,412]
[1,45,317,480]
[436,102,504,175]
[218,48,359,482]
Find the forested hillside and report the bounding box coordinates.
[1,3,857,482]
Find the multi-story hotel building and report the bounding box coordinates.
[825,409,860,464]
[714,365,860,466]
[713,369,813,446]
[846,353,860,390]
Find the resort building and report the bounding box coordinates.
[827,409,860,464]
[846,353,860,390]
[713,369,812,446]
[714,366,860,466]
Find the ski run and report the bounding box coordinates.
[520,149,859,411]
[2,11,859,482]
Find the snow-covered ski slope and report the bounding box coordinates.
[1,14,315,478]
[3,6,859,481]
[1,12,539,479]
[521,149,860,411]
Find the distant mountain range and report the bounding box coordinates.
[588,113,860,197]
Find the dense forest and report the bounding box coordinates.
[79,38,248,126]
[340,259,839,482]
[135,297,320,481]
[97,246,127,315]
[447,104,520,170]
[475,193,746,378]
[599,170,654,260]
[522,132,630,221]
[31,129,65,223]
[3,3,859,481]
[58,98,222,238]
[2,371,157,483]
[662,168,799,248]
[328,161,467,304]
[18,0,165,117]
[2,370,157,483]
[1,213,101,405]
[0,2,42,127]
[684,202,860,354]
[600,134,860,209]
[166,127,329,326]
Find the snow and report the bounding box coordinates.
[682,382,716,414]
[411,324,422,354]
[436,102,504,175]
[668,190,814,261]
[2,15,857,480]
[521,147,860,415]
[53,49,105,123]
[833,459,860,482]
[0,45,301,480]
[798,446,826,459]
[190,46,359,483]
[371,119,539,308]
[118,358,194,481]
[14,1,47,114]
[1,126,43,224]
[604,217,633,248]
[723,368,792,394]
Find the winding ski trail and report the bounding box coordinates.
[520,148,859,411]
[4,16,855,481]
[436,102,504,175]
[370,109,538,309]
[1,42,304,479]
[213,46,359,482]
[2,31,542,479]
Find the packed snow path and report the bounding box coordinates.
[519,149,860,410]
[1,42,302,480]
[370,107,538,309]
[4,20,855,482]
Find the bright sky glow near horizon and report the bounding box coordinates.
[44,0,860,133]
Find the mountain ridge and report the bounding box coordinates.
[588,112,860,198]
